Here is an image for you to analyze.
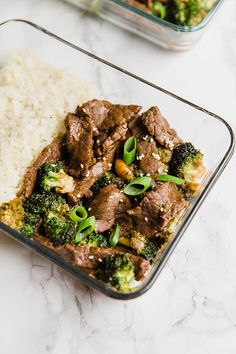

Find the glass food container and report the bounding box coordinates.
[0,19,234,299]
[63,0,224,50]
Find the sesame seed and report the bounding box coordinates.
[160,207,164,212]
[88,255,94,259]
[98,258,103,262]
[120,199,123,203]
[102,156,106,161]
[150,137,154,143]
[144,217,148,222]
[80,163,84,168]
[85,171,90,177]
[137,153,145,160]
[97,139,100,144]
[152,152,161,160]
[88,207,91,211]
[146,173,150,177]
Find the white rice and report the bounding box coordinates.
[0,50,97,203]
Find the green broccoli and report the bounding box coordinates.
[172,0,215,26]
[37,161,75,194]
[20,212,41,238]
[95,254,135,292]
[169,142,205,182]
[156,146,172,164]
[119,231,157,262]
[0,198,24,230]
[43,211,75,246]
[91,172,124,194]
[80,233,109,248]
[24,191,69,216]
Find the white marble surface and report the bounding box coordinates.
[0,1,236,353]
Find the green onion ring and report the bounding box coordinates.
[151,1,166,19]
[69,206,88,223]
[109,224,121,247]
[157,174,185,185]
[123,136,137,165]
[122,176,152,196]
[75,216,96,243]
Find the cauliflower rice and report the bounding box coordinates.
[0,51,97,203]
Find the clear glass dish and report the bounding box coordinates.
[64,0,224,50]
[0,19,234,299]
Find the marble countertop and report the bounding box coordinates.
[0,0,236,353]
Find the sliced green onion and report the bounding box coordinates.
[157,174,185,185]
[122,176,152,196]
[123,136,137,165]
[69,206,88,223]
[151,1,166,19]
[109,224,121,247]
[75,216,96,243]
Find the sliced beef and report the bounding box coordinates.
[68,125,128,203]
[76,99,141,134]
[68,159,113,203]
[20,139,63,199]
[129,116,164,177]
[88,185,132,233]
[65,113,94,177]
[119,182,188,237]
[100,104,141,131]
[76,99,112,135]
[141,107,183,150]
[137,136,166,177]
[101,124,128,155]
[34,234,150,280]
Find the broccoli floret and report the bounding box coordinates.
[24,191,69,216]
[95,254,135,292]
[0,198,41,238]
[169,142,205,182]
[173,0,199,25]
[156,146,172,164]
[119,231,157,262]
[43,211,75,246]
[37,162,75,194]
[172,0,215,26]
[20,212,40,238]
[0,198,24,230]
[91,172,124,194]
[80,233,109,248]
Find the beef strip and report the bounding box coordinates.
[68,125,128,203]
[100,104,141,131]
[20,139,63,199]
[88,185,132,233]
[65,113,94,177]
[76,99,113,135]
[68,158,113,203]
[34,234,150,280]
[119,182,188,237]
[129,116,164,177]
[137,136,166,177]
[140,106,183,150]
[76,99,141,134]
